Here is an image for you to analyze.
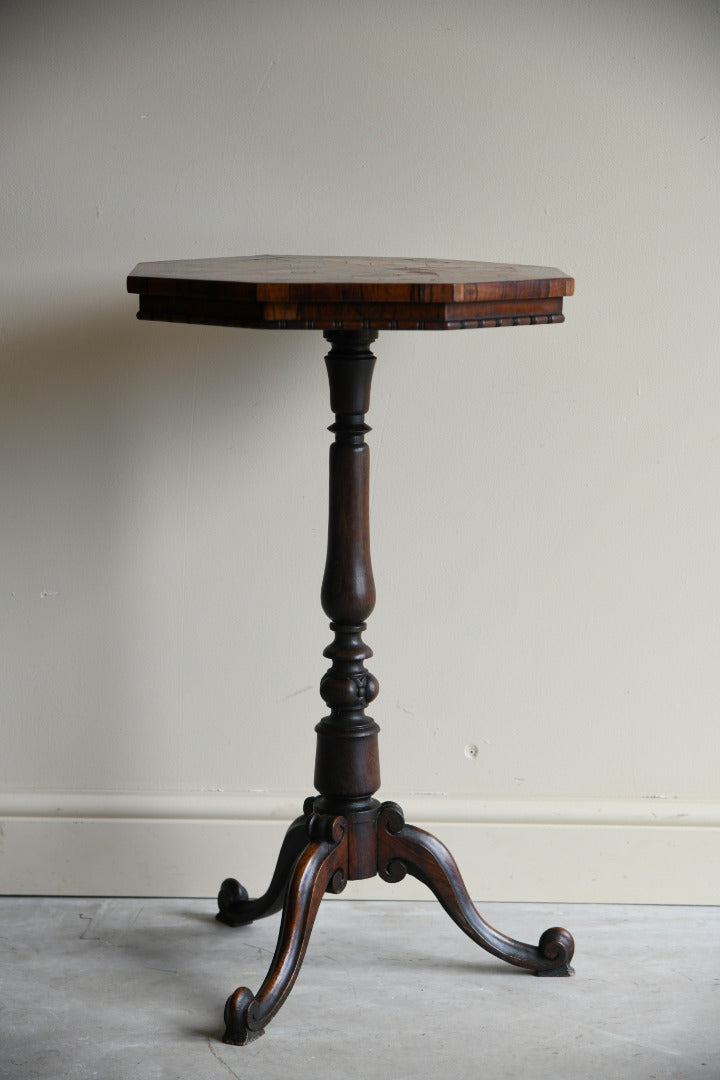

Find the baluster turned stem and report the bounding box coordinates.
[314,330,381,815]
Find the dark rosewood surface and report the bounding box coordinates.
[128,254,574,331]
[127,258,575,1047]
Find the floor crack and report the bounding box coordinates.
[207,1037,243,1079]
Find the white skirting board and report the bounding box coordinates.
[1,792,718,904]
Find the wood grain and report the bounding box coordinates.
[128,255,573,331]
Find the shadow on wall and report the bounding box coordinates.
[1,289,320,790]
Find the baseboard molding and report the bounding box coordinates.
[2,791,718,903]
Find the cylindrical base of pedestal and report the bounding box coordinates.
[313,719,380,807]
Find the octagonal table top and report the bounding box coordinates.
[128,255,574,331]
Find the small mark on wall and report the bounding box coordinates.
[464,743,479,760]
[279,685,313,702]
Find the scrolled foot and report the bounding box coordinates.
[535,926,575,976]
[217,879,251,927]
[222,987,264,1045]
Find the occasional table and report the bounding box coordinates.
[127,255,576,1045]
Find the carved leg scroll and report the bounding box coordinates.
[377,802,574,977]
[222,811,348,1045]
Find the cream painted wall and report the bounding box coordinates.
[2,0,719,902]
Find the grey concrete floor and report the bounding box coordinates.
[0,898,718,1080]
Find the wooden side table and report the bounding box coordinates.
[127,256,576,1045]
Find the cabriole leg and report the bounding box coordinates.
[222,812,348,1045]
[377,802,574,976]
[217,803,312,927]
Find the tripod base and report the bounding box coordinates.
[218,797,574,1045]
